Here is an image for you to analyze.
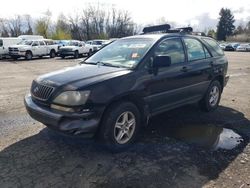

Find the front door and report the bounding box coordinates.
[144,37,191,114]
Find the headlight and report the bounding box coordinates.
[53,91,90,106]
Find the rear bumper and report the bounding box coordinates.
[24,94,100,138]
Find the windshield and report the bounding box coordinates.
[67,41,79,46]
[85,38,155,68]
[18,40,33,45]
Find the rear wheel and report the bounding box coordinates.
[25,51,33,60]
[199,80,222,112]
[98,101,141,151]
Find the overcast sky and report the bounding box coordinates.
[1,0,250,30]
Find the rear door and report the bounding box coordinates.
[181,37,213,98]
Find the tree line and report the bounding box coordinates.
[0,5,138,41]
[0,6,249,42]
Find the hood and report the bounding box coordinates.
[10,44,30,48]
[36,64,131,89]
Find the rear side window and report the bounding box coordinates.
[0,40,3,47]
[155,38,185,64]
[202,38,224,56]
[184,38,205,61]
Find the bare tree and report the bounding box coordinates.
[69,14,83,40]
[23,15,33,35]
[8,15,23,37]
[0,18,10,37]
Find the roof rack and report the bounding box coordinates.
[142,24,193,34]
[142,24,171,34]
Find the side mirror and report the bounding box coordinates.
[153,55,171,68]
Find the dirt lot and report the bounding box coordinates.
[0,53,250,188]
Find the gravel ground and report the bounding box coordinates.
[0,53,250,188]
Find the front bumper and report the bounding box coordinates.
[58,51,75,56]
[9,51,26,58]
[24,94,100,137]
[225,75,230,87]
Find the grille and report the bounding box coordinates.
[60,48,72,52]
[9,47,19,52]
[31,81,54,101]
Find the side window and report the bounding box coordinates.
[184,38,206,61]
[204,47,212,58]
[32,41,39,46]
[202,38,224,56]
[39,41,45,46]
[0,40,3,47]
[155,38,185,64]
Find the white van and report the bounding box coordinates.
[0,38,22,58]
[18,35,44,40]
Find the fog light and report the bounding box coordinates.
[51,104,74,112]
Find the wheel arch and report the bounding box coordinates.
[212,74,224,91]
[99,93,147,129]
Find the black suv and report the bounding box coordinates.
[25,24,229,150]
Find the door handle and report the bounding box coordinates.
[181,66,190,72]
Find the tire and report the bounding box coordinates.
[74,51,79,59]
[199,80,222,112]
[50,50,56,58]
[98,101,141,152]
[25,51,33,60]
[88,49,93,57]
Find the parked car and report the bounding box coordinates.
[58,40,92,59]
[219,43,227,50]
[236,44,250,52]
[224,43,240,51]
[24,24,229,151]
[86,40,110,52]
[18,35,44,40]
[9,39,59,60]
[0,37,22,59]
[55,40,70,49]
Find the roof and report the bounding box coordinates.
[122,33,208,41]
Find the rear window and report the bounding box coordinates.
[0,40,3,47]
[202,38,224,56]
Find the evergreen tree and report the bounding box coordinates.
[217,8,235,41]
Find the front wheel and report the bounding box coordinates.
[199,80,222,112]
[74,51,79,59]
[88,49,93,57]
[25,51,33,60]
[50,50,56,58]
[98,102,141,151]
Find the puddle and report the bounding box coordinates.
[160,124,244,150]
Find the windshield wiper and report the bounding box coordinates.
[98,62,129,68]
[83,61,129,69]
[82,62,97,65]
